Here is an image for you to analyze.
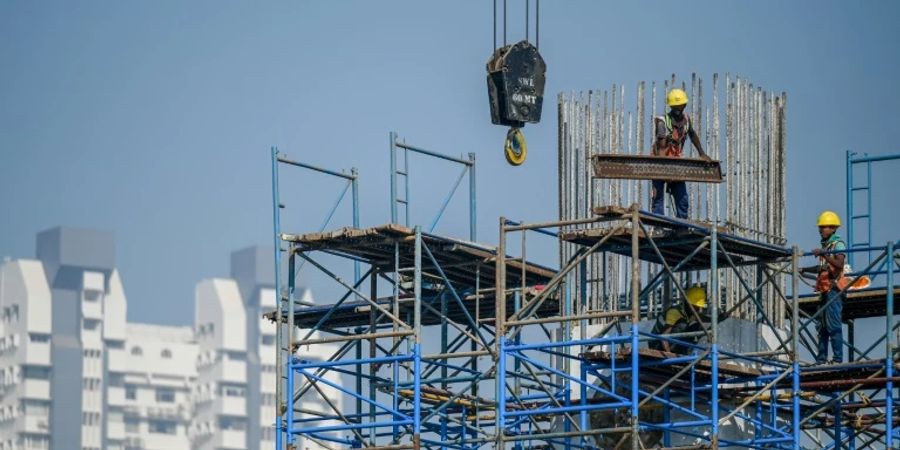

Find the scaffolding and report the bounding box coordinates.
[270,133,900,449]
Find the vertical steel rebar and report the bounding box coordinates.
[636,81,645,198]
[352,168,361,286]
[469,153,477,242]
[557,76,793,445]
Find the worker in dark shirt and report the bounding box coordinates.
[651,88,712,219]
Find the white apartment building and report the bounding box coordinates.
[0,229,340,450]
[192,278,248,450]
[119,324,196,450]
[0,259,53,450]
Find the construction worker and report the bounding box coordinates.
[801,211,847,364]
[650,286,707,354]
[651,89,712,219]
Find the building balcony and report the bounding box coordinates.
[107,348,128,372]
[215,430,247,449]
[23,379,50,399]
[24,342,51,365]
[107,420,125,440]
[108,386,125,407]
[82,299,103,320]
[23,415,50,434]
[209,360,246,384]
[214,396,246,417]
[145,404,189,421]
[124,436,144,449]
[141,434,190,450]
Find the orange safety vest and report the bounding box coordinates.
[815,238,844,293]
[655,114,691,157]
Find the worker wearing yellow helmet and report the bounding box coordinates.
[649,285,708,354]
[801,211,847,364]
[651,88,713,219]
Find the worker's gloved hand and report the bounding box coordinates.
[812,248,824,256]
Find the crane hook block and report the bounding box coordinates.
[504,128,528,166]
[487,40,547,128]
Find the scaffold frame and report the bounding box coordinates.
[271,141,900,450]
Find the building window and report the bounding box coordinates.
[124,417,140,433]
[160,349,172,359]
[148,420,177,435]
[28,334,50,343]
[156,388,175,403]
[82,412,101,426]
[221,384,245,398]
[130,346,142,356]
[218,417,246,431]
[125,385,137,400]
[83,288,101,302]
[225,351,245,361]
[82,319,100,331]
[22,365,50,380]
[21,399,50,416]
[108,374,124,387]
[261,334,276,346]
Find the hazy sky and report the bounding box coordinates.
[1,1,898,326]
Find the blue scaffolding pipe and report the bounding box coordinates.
[294,354,413,369]
[508,352,629,399]
[390,133,477,241]
[271,147,285,450]
[504,402,632,418]
[290,420,414,435]
[428,164,470,233]
[295,368,409,420]
[846,150,900,266]
[504,335,630,352]
[887,240,895,450]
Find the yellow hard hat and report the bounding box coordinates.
[667,88,689,107]
[817,211,841,227]
[685,286,706,308]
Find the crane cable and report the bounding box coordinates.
[494,0,539,49]
[492,0,541,166]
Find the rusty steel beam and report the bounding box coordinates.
[591,154,723,183]
[800,376,900,389]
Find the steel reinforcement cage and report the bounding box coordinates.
[270,142,900,450]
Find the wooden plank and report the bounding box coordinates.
[582,347,763,378]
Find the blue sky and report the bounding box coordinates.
[1,1,898,325]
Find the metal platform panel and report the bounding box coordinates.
[283,223,556,290]
[266,286,560,329]
[560,207,791,270]
[274,224,559,329]
[591,154,723,183]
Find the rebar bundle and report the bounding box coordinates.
[558,73,787,325]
